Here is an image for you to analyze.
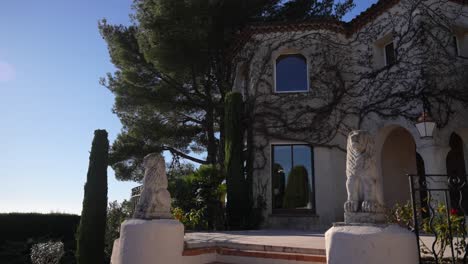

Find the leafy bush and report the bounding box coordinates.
[169,165,225,230]
[105,200,132,262]
[388,201,466,261]
[30,241,64,264]
[172,207,208,230]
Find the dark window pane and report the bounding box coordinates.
[453,36,459,56]
[293,145,313,209]
[272,146,291,209]
[293,145,313,188]
[385,42,396,66]
[273,146,292,177]
[275,54,308,92]
[272,145,314,211]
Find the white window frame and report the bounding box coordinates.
[273,53,310,93]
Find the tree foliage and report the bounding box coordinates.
[76,130,109,264]
[170,165,225,230]
[224,92,249,229]
[268,0,354,21]
[100,0,356,182]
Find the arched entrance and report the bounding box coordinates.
[381,127,417,208]
[446,132,468,213]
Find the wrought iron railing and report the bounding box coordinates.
[409,174,468,264]
[130,185,143,215]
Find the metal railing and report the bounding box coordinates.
[130,185,143,215]
[409,174,468,263]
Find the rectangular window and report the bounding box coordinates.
[271,144,315,213]
[384,42,396,66]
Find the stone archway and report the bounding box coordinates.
[380,127,418,208]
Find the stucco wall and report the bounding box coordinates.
[314,147,346,225]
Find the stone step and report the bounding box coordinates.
[183,230,326,264]
[185,242,325,256]
[183,247,326,263]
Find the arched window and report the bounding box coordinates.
[275,54,308,92]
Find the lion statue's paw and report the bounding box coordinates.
[361,200,381,213]
[344,200,359,212]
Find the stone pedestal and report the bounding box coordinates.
[325,224,418,264]
[344,212,385,224]
[111,219,184,264]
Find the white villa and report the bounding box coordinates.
[113,1,468,263]
[232,0,468,230]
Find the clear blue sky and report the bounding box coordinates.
[0,0,376,215]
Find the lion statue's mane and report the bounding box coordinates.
[133,153,172,219]
[344,130,383,213]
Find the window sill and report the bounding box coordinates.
[274,90,310,94]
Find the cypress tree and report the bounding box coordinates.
[76,130,109,264]
[224,92,248,229]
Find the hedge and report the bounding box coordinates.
[0,213,80,264]
[0,213,80,242]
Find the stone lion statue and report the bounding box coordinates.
[133,153,172,219]
[344,130,383,214]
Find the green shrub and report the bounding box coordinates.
[170,165,225,230]
[30,241,64,264]
[76,130,109,264]
[0,240,32,264]
[104,200,132,262]
[172,207,208,230]
[0,213,79,264]
[388,201,466,261]
[169,174,199,213]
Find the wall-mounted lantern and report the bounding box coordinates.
[415,111,436,138]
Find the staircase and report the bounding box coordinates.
[183,230,326,264]
[184,246,326,264]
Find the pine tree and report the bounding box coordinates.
[76,130,109,264]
